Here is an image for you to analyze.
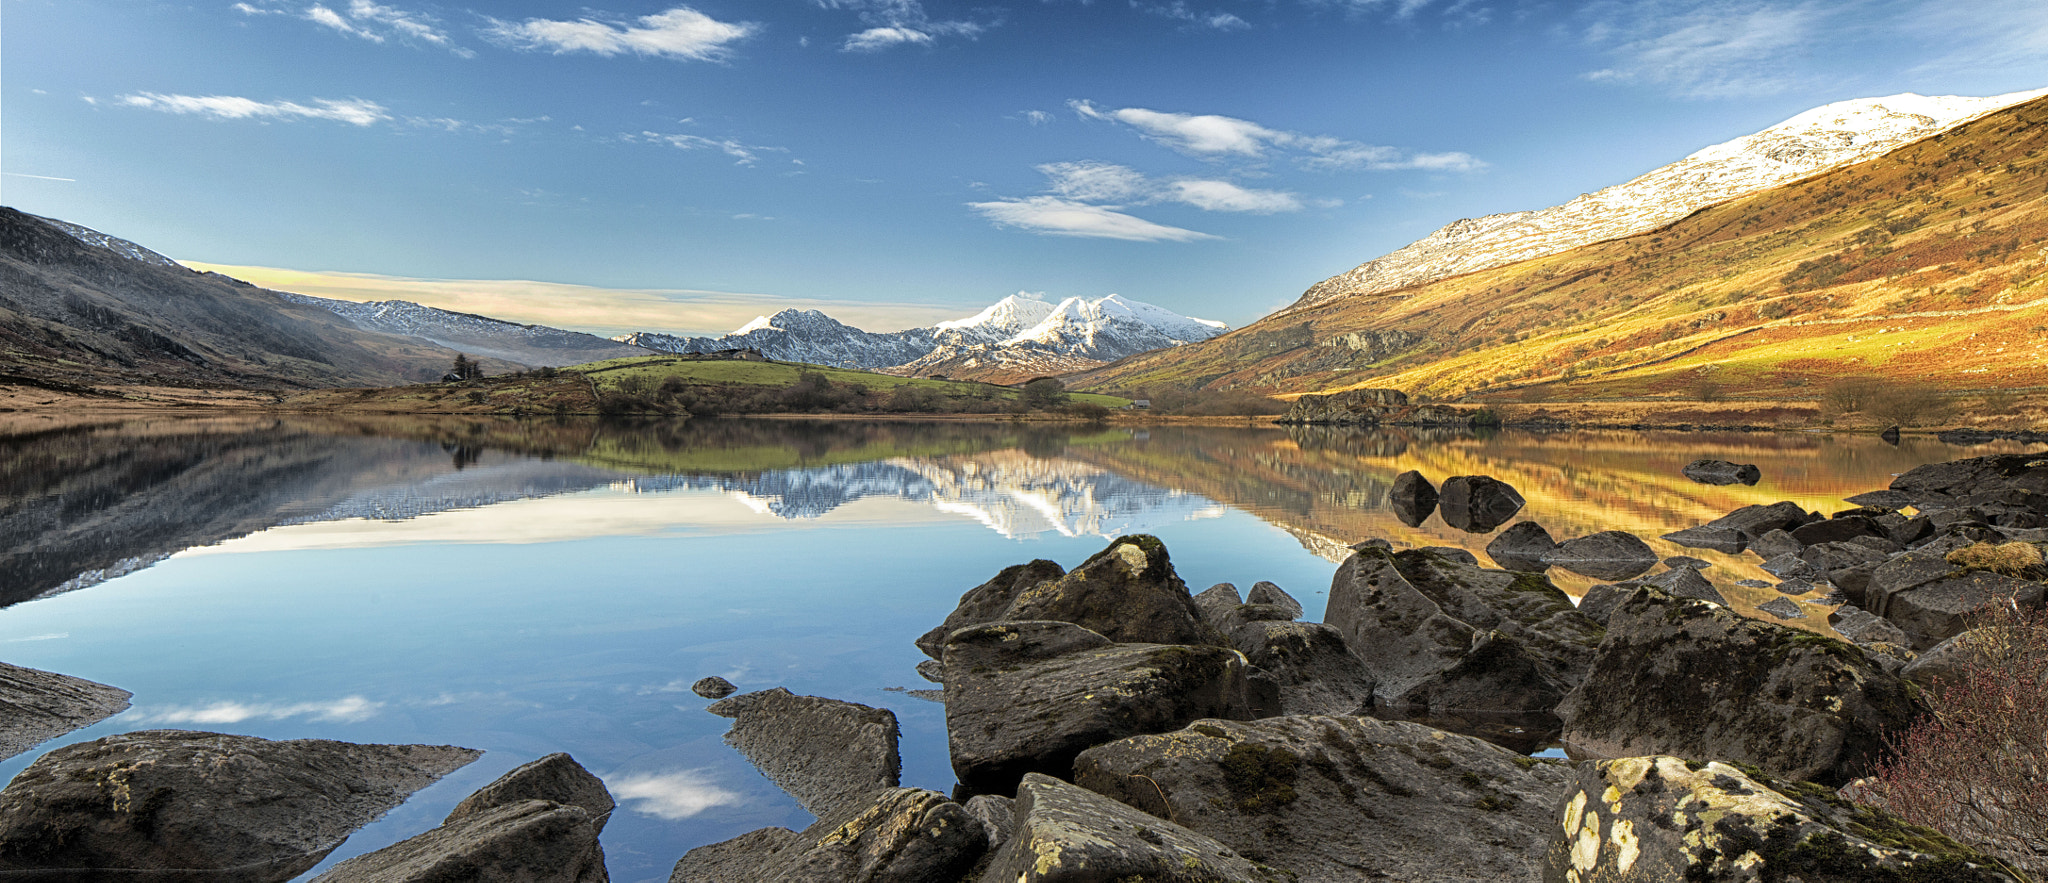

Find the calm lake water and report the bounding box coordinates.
[0,414,2029,882]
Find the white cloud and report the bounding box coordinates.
[1577,0,1825,98]
[633,131,789,166]
[607,769,746,820]
[233,2,282,14]
[1142,3,1252,31]
[969,197,1219,242]
[116,92,390,126]
[1022,109,1053,125]
[1168,179,1303,213]
[307,4,375,39]
[818,0,992,52]
[1041,161,1151,202]
[486,6,757,60]
[1071,99,1487,172]
[1038,161,1301,212]
[843,26,933,50]
[124,695,384,725]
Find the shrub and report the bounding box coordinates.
[1865,383,1953,428]
[1819,376,1886,414]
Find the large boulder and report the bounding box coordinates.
[1487,520,1557,571]
[1228,620,1377,715]
[942,621,1258,795]
[1557,589,1921,785]
[923,537,1222,652]
[0,661,131,762]
[671,788,985,883]
[1437,475,1526,533]
[1245,581,1303,621]
[1325,547,1603,715]
[1790,514,1887,547]
[444,753,614,834]
[709,688,900,817]
[1541,531,1658,581]
[1682,458,1761,485]
[1662,501,1814,554]
[0,730,481,881]
[1887,453,2048,514]
[311,800,607,883]
[976,773,1279,882]
[1280,388,1409,425]
[1074,715,1574,882]
[1389,469,1439,527]
[1865,547,2047,649]
[1828,605,1912,649]
[1541,756,2017,882]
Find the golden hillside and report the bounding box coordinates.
[1071,95,2048,404]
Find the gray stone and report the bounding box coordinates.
[1759,552,1822,581]
[0,730,481,881]
[1229,620,1377,715]
[1193,582,1244,633]
[1244,581,1303,621]
[1541,756,2017,883]
[1867,548,2048,648]
[1682,458,1761,485]
[976,773,1275,883]
[1576,583,1631,625]
[1557,588,1922,785]
[1735,579,1771,588]
[1325,547,1603,715]
[666,828,800,883]
[715,688,900,817]
[1790,514,1886,547]
[1748,528,1804,561]
[0,661,131,763]
[1775,578,1820,596]
[1663,556,1711,570]
[1662,501,1813,554]
[690,676,736,699]
[1640,566,1727,605]
[312,800,606,883]
[673,788,985,883]
[1421,546,1480,565]
[1486,520,1557,571]
[1756,597,1807,620]
[1074,715,1574,883]
[916,659,945,684]
[1889,453,2048,514]
[1542,531,1658,581]
[1389,469,1439,528]
[1899,628,2006,690]
[1829,605,1912,648]
[962,795,1014,851]
[914,559,1068,659]
[942,621,1256,795]
[996,536,1223,647]
[1438,475,1526,533]
[445,753,614,835]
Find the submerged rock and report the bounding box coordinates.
[0,730,480,881]
[1682,458,1762,485]
[941,620,1257,795]
[0,660,131,763]
[1541,531,1658,581]
[1542,755,2017,882]
[977,773,1276,883]
[671,788,984,883]
[1389,469,1439,527]
[1557,589,1920,785]
[1437,475,1526,533]
[1074,715,1572,883]
[312,800,607,883]
[1662,501,1814,554]
[690,676,736,699]
[714,688,901,817]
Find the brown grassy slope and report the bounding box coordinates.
[1070,94,2048,401]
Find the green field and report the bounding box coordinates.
[571,355,1132,408]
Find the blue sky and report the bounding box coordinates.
[5,0,2048,336]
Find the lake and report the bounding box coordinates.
[0,414,2022,882]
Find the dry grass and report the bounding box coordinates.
[1945,542,2046,579]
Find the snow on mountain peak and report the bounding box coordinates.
[733,315,780,335]
[935,292,1056,336]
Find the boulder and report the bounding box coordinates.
[1244,581,1303,621]
[976,773,1276,882]
[942,621,1257,795]
[1325,547,1603,715]
[714,688,900,817]
[1193,582,1243,631]
[690,676,736,699]
[1638,566,1728,605]
[1576,583,1631,625]
[1437,475,1526,533]
[1074,715,1573,883]
[1228,620,1377,715]
[916,659,945,684]
[1557,589,1921,786]
[1541,755,2017,882]
[1486,521,1557,572]
[444,753,614,834]
[1000,536,1223,647]
[0,661,131,762]
[1881,424,1902,444]
[0,730,481,881]
[1759,553,1823,582]
[1790,514,1886,547]
[914,559,1068,658]
[1541,531,1658,581]
[1663,556,1711,570]
[1662,501,1814,554]
[1389,469,1439,527]
[1866,551,2047,649]
[311,800,606,883]
[1899,627,2004,690]
[1682,458,1762,485]
[1748,528,1804,561]
[961,795,1014,851]
[1888,453,2048,515]
[1756,597,1807,620]
[671,788,984,883]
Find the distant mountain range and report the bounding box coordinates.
[274,292,644,368]
[617,293,1228,384]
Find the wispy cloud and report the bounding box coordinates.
[1141,2,1251,31]
[1041,160,1304,212]
[237,0,469,54]
[969,196,1220,242]
[2,173,75,183]
[1899,0,2048,78]
[124,695,383,725]
[817,0,993,52]
[628,131,791,166]
[114,92,390,126]
[1069,99,1485,171]
[1577,0,1826,98]
[607,769,745,820]
[485,6,758,60]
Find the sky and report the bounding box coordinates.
[5,0,2048,337]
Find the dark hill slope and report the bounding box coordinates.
[1071,93,2048,401]
[0,208,495,390]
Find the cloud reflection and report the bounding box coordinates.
[123,695,384,725]
[607,769,745,820]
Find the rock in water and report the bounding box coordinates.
[0,730,480,880]
[670,788,985,883]
[690,676,737,699]
[0,660,131,762]
[1661,501,1814,554]
[1542,756,2017,882]
[1244,581,1303,620]
[711,688,900,817]
[1487,521,1557,571]
[1074,716,1572,882]
[1557,589,1920,785]
[444,753,614,834]
[312,800,607,883]
[941,621,1257,795]
[1437,475,1525,533]
[1681,458,1762,485]
[977,774,1273,882]
[915,559,1068,658]
[919,537,1221,652]
[1757,597,1808,619]
[1881,424,1902,445]
[1388,469,1439,527]
[1541,531,1658,581]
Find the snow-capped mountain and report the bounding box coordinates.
[34,214,184,269]
[1290,88,2048,311]
[277,292,648,368]
[616,293,1226,381]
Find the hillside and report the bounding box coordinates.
[278,292,648,367]
[0,209,511,390]
[1071,92,2048,405]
